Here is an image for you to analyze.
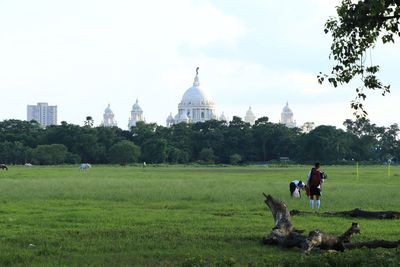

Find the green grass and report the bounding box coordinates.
[0,165,399,266]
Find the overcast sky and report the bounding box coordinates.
[0,0,399,129]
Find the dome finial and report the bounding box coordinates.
[193,67,200,86]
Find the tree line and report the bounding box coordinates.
[0,117,398,165]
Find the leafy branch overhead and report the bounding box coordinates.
[319,0,400,117]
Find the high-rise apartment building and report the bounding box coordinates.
[27,102,57,127]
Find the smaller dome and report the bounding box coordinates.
[132,98,143,112]
[219,112,227,121]
[167,113,174,122]
[246,106,255,117]
[244,106,256,125]
[282,102,293,114]
[104,104,113,114]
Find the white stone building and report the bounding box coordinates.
[167,68,217,126]
[128,99,144,128]
[244,106,256,125]
[27,102,57,127]
[101,104,117,127]
[280,102,296,128]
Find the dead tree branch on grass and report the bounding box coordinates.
[290,208,400,219]
[262,193,400,254]
[344,240,400,249]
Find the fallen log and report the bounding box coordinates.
[263,193,400,253]
[290,208,400,219]
[262,193,359,252]
[302,222,360,254]
[344,240,400,249]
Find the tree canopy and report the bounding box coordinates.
[319,0,400,117]
[0,118,398,165]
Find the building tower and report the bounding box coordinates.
[101,104,117,127]
[27,102,57,127]
[280,102,296,128]
[244,106,256,125]
[128,98,144,128]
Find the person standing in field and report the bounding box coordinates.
[307,162,324,210]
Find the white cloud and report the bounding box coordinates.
[0,0,247,127]
[0,0,397,129]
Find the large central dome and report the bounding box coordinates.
[180,75,214,106]
[167,67,217,125]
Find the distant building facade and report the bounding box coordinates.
[27,102,57,127]
[101,104,117,127]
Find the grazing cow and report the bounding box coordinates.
[0,164,8,171]
[80,163,91,170]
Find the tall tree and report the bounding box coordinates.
[253,117,272,161]
[108,140,140,165]
[302,125,351,163]
[224,116,253,162]
[0,120,44,147]
[31,144,68,165]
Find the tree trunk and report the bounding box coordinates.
[290,208,400,219]
[344,240,400,249]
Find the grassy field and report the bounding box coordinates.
[0,165,399,266]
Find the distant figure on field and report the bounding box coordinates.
[25,163,33,167]
[0,164,8,171]
[289,180,305,198]
[307,162,325,210]
[80,163,91,170]
[143,162,146,168]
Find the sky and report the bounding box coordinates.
[0,0,399,129]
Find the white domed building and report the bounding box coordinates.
[128,98,145,128]
[101,104,117,127]
[167,68,217,126]
[280,102,296,128]
[244,106,256,125]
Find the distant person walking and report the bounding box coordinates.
[307,162,324,210]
